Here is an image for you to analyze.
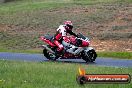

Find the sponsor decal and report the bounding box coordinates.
[76,67,131,84]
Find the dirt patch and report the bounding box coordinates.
[96,4,132,32]
[91,39,132,52]
[0,24,10,32]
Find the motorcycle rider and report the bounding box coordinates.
[53,21,78,53]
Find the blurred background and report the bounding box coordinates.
[0,0,131,52]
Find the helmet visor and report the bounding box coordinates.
[67,24,73,29]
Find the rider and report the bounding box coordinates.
[53,20,78,53]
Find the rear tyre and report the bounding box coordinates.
[83,49,97,62]
[43,48,58,61]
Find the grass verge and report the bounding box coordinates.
[97,52,132,59]
[0,60,131,88]
[0,47,42,54]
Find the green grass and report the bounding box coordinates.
[98,52,132,59]
[73,0,126,5]
[0,0,130,15]
[0,60,131,88]
[0,1,72,15]
[0,46,42,54]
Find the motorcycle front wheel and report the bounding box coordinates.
[83,49,97,62]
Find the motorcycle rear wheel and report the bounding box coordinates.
[43,48,58,61]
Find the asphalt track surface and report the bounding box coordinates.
[0,52,132,68]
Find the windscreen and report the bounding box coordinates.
[77,33,86,40]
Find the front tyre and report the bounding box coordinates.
[83,49,97,62]
[43,48,58,61]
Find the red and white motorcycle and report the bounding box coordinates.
[40,33,97,62]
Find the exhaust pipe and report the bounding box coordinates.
[41,45,55,54]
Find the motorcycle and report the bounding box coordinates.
[40,33,97,62]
